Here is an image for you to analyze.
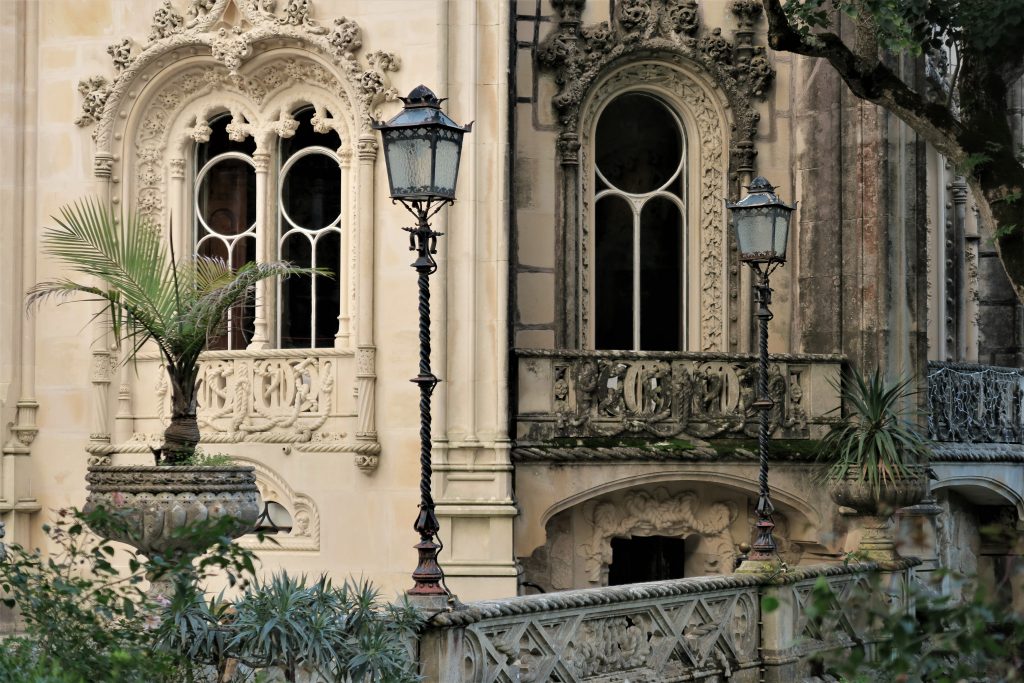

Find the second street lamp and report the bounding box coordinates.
[373,85,472,597]
[726,176,795,571]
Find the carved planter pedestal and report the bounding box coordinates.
[84,465,261,594]
[828,470,927,561]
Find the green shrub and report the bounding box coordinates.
[1,508,424,683]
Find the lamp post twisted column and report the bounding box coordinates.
[749,266,777,562]
[726,176,794,573]
[405,201,446,596]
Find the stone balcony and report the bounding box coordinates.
[515,349,844,447]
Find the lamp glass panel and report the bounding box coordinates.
[773,210,790,260]
[384,128,432,196]
[736,208,775,259]
[433,136,461,196]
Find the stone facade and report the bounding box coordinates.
[0,0,1022,609]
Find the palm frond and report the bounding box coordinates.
[36,199,176,343]
[817,366,930,496]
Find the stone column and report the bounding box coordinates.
[248,151,271,350]
[353,135,380,471]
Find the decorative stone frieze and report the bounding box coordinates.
[155,353,336,444]
[515,349,842,442]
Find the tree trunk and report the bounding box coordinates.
[159,362,200,464]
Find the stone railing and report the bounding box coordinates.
[515,349,844,443]
[927,361,1024,444]
[89,348,373,465]
[419,561,918,682]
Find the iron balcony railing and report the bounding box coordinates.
[927,361,1024,444]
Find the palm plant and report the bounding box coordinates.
[818,368,931,497]
[27,198,316,464]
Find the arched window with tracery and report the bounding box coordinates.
[193,106,343,350]
[593,92,687,351]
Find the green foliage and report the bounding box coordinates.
[817,367,931,496]
[25,198,323,463]
[179,448,236,467]
[0,508,245,682]
[781,0,1024,57]
[1,509,422,683]
[805,570,1024,682]
[160,573,424,682]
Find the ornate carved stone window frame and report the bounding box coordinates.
[582,65,728,351]
[76,0,401,471]
[537,0,775,353]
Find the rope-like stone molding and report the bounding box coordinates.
[512,446,722,462]
[429,560,920,628]
[514,348,846,363]
[930,442,1024,462]
[134,348,356,361]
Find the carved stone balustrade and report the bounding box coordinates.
[91,348,376,465]
[515,349,844,444]
[928,361,1024,444]
[419,560,918,682]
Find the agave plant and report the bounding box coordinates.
[27,198,317,464]
[818,368,931,497]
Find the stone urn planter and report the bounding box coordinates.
[84,465,261,587]
[828,467,928,560]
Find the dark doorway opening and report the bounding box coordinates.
[608,535,686,585]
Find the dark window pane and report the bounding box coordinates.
[640,197,683,350]
[595,195,634,350]
[314,231,341,347]
[281,153,341,230]
[595,93,682,194]
[279,235,313,348]
[195,115,256,351]
[197,158,257,237]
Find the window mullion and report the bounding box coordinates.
[633,199,642,352]
[250,150,271,349]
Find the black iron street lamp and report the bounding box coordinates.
[374,85,472,596]
[726,176,795,569]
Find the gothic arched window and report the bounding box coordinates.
[594,92,687,351]
[193,107,342,350]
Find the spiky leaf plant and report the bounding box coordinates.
[818,368,931,497]
[27,198,319,463]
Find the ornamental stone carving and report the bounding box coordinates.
[237,457,321,551]
[538,0,772,134]
[77,0,401,152]
[583,488,739,583]
[149,0,185,42]
[538,0,774,351]
[83,465,261,558]
[74,76,111,127]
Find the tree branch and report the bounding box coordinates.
[760,0,966,162]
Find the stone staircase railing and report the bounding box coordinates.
[419,560,918,682]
